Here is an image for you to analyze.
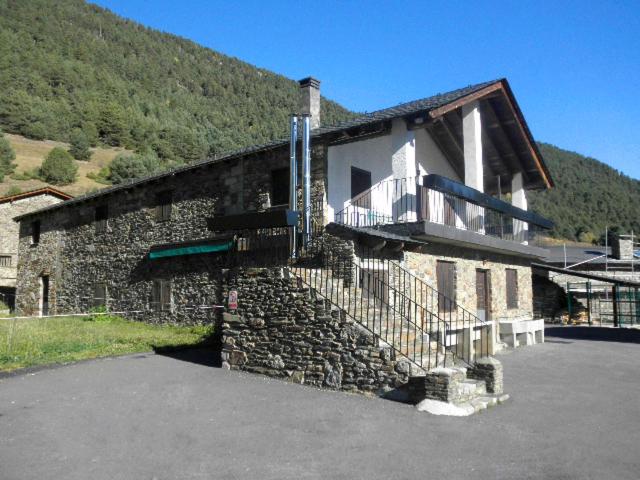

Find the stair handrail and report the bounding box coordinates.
[293,241,448,371]
[384,256,492,365]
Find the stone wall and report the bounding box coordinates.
[15,144,329,322]
[404,244,534,322]
[221,267,412,394]
[532,271,567,321]
[0,194,65,289]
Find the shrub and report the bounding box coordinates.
[6,186,22,196]
[68,129,92,161]
[86,166,112,185]
[10,168,40,181]
[108,151,162,184]
[0,132,16,182]
[40,147,78,185]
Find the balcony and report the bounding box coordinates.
[334,175,553,257]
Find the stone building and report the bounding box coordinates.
[14,78,553,404]
[0,187,72,310]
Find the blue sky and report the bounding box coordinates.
[93,0,640,179]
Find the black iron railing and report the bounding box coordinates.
[220,215,493,369]
[292,240,492,368]
[334,175,552,245]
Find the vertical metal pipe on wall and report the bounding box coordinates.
[301,114,311,246]
[289,115,298,257]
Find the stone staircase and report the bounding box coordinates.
[293,265,446,372]
[291,260,507,415]
[408,365,509,416]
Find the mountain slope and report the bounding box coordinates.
[529,143,640,242]
[0,0,637,242]
[0,0,354,162]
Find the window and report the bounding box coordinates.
[436,261,456,313]
[506,269,518,309]
[151,279,172,312]
[31,220,41,245]
[95,205,108,233]
[271,168,290,206]
[93,283,107,308]
[351,167,372,200]
[155,191,173,221]
[0,256,11,267]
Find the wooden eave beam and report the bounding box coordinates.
[428,80,552,189]
[480,100,529,182]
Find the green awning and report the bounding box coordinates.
[149,241,234,260]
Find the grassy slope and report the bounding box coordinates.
[1,133,129,197]
[0,315,213,372]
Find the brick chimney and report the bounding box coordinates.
[299,77,321,129]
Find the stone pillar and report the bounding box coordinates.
[391,119,417,221]
[467,356,503,394]
[511,172,529,243]
[462,102,483,192]
[612,236,633,260]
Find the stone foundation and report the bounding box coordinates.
[220,267,412,395]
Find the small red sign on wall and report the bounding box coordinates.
[228,290,238,310]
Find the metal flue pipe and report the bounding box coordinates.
[301,114,311,246]
[289,115,298,257]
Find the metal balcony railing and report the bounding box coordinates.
[334,175,553,245]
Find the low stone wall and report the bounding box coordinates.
[221,267,412,395]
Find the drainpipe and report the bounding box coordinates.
[289,115,298,257]
[301,114,311,246]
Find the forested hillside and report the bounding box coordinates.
[0,0,637,243]
[528,143,640,242]
[0,0,354,163]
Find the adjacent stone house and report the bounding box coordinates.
[14,78,553,403]
[0,187,72,310]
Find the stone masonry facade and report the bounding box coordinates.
[221,267,412,394]
[15,144,328,320]
[0,193,67,290]
[404,244,534,322]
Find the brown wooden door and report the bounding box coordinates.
[476,270,490,322]
[437,261,455,314]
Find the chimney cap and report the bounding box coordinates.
[298,77,321,89]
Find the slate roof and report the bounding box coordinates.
[14,79,508,221]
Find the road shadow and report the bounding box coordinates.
[153,328,223,368]
[545,326,640,344]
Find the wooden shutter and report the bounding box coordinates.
[93,283,106,307]
[155,191,173,221]
[151,280,161,311]
[437,261,456,313]
[506,269,518,309]
[160,280,172,311]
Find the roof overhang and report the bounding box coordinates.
[419,79,553,191]
[2,187,73,206]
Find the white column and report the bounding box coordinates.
[511,172,527,210]
[512,172,529,243]
[462,102,484,232]
[462,102,483,192]
[391,119,417,221]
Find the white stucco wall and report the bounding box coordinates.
[326,123,467,224]
[414,128,461,181]
[327,134,393,221]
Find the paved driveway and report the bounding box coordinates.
[1,329,639,480]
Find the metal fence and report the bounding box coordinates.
[567,281,640,327]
